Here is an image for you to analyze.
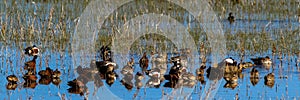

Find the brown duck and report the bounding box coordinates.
[139,52,149,71]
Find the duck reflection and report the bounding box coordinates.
[52,78,62,86]
[197,75,205,84]
[105,72,117,86]
[120,72,134,90]
[223,82,238,89]
[6,75,18,90]
[39,77,52,85]
[23,73,38,89]
[250,68,260,86]
[6,83,18,90]
[134,72,144,89]
[264,73,275,88]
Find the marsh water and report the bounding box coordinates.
[0,0,300,100]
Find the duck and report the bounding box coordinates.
[100,45,113,62]
[52,69,61,78]
[24,55,38,75]
[238,62,254,69]
[227,12,235,24]
[251,56,272,65]
[38,67,53,78]
[96,61,117,74]
[127,58,135,67]
[135,72,144,81]
[7,75,19,83]
[121,64,134,75]
[170,56,181,65]
[105,62,116,73]
[24,45,39,56]
[139,52,149,71]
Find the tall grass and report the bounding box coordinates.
[0,0,299,55]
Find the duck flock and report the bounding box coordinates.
[6,45,62,90]
[6,45,277,96]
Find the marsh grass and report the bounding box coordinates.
[0,0,299,56]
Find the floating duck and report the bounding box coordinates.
[96,61,117,74]
[38,67,53,78]
[24,45,39,56]
[251,56,272,65]
[224,57,237,66]
[238,62,254,69]
[139,52,149,71]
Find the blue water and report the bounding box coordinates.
[0,44,300,99]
